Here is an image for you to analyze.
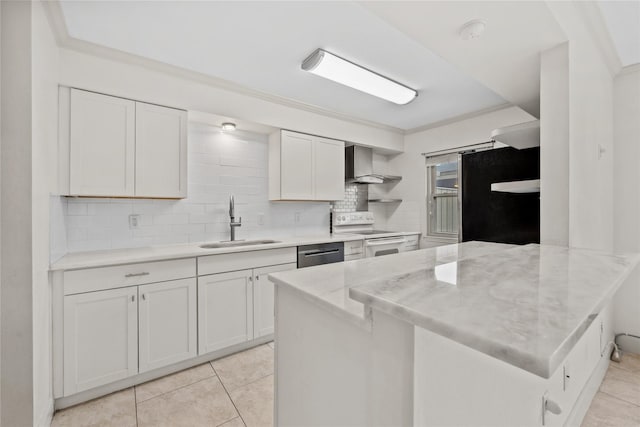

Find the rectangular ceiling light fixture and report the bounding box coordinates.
[301,48,417,105]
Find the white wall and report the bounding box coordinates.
[540,42,569,246]
[56,46,404,153]
[1,2,34,425]
[59,124,330,253]
[31,1,60,424]
[381,106,535,244]
[612,66,640,352]
[546,2,615,252]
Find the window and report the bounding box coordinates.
[426,154,460,239]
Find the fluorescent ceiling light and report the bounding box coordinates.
[301,49,417,105]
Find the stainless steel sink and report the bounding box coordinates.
[199,239,281,249]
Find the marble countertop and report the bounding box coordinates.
[269,241,517,328]
[51,233,366,271]
[348,244,639,378]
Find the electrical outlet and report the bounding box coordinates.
[129,214,140,229]
[257,213,265,226]
[294,212,301,223]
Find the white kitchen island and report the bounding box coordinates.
[269,242,639,427]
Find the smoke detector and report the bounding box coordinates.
[459,19,486,40]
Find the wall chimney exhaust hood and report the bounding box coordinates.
[345,145,401,184]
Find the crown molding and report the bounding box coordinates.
[42,1,406,136]
[404,103,513,136]
[617,63,640,77]
[574,1,623,77]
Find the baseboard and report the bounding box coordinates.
[54,335,273,411]
[564,349,611,426]
[617,335,640,354]
[36,398,54,427]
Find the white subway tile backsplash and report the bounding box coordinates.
[67,202,87,215]
[57,124,330,253]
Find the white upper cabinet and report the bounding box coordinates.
[313,136,345,201]
[135,103,187,198]
[69,89,136,197]
[280,131,314,200]
[269,130,345,201]
[62,88,187,198]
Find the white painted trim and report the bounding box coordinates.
[54,335,273,410]
[41,1,404,136]
[617,63,640,77]
[574,1,623,77]
[405,103,513,135]
[35,399,54,427]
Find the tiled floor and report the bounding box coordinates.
[582,352,640,427]
[51,343,276,427]
[51,345,640,427]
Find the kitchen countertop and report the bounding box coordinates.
[271,242,639,378]
[269,241,516,328]
[50,233,366,271]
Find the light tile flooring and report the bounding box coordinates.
[51,342,276,427]
[51,344,640,427]
[581,352,640,427]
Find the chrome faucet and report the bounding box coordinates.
[229,195,242,241]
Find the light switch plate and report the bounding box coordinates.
[129,214,140,229]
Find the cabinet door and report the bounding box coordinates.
[313,137,345,200]
[135,102,188,198]
[69,89,135,197]
[254,263,297,338]
[280,131,314,200]
[138,278,197,373]
[198,270,253,354]
[63,287,138,395]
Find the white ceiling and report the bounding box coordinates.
[58,1,508,131]
[359,1,568,118]
[597,1,640,67]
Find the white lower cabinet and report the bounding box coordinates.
[254,263,297,337]
[198,262,298,353]
[63,287,138,395]
[138,278,197,373]
[198,270,254,354]
[56,249,297,400]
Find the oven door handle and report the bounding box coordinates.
[302,249,341,257]
[365,238,407,247]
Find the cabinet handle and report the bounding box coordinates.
[249,276,253,283]
[125,272,150,278]
[256,275,260,281]
[542,392,562,426]
[142,294,146,301]
[131,295,135,302]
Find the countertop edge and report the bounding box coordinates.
[50,234,367,271]
[349,250,640,379]
[270,274,372,331]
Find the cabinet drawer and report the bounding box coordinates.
[344,240,364,256]
[64,258,196,295]
[198,247,297,276]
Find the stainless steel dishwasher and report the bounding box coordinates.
[297,242,344,268]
